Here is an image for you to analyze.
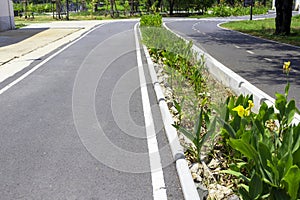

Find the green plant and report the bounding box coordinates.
[140,14,162,27]
[174,106,216,163]
[211,5,268,17]
[141,25,207,98]
[219,83,300,199]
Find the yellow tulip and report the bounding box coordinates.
[232,105,245,118]
[248,100,254,109]
[283,61,291,73]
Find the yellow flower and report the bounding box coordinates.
[248,100,254,109]
[245,108,251,116]
[232,105,245,118]
[283,61,291,73]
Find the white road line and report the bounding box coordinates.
[0,24,106,95]
[134,23,167,200]
[264,58,273,62]
[234,45,241,49]
[246,50,255,54]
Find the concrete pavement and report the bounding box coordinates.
[0,21,103,82]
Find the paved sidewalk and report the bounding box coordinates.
[0,20,106,83]
[0,20,103,64]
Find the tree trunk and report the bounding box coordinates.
[114,0,118,16]
[130,0,134,15]
[156,0,162,12]
[56,0,62,19]
[169,0,174,15]
[110,0,114,17]
[275,0,293,35]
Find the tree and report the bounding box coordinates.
[56,0,62,19]
[130,0,134,15]
[168,0,175,15]
[275,0,293,35]
[109,0,118,17]
[92,0,99,12]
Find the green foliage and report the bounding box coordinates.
[14,3,53,13]
[141,18,211,163]
[211,5,268,17]
[140,14,162,27]
[174,107,216,162]
[141,25,206,97]
[219,85,300,199]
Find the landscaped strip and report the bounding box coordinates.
[141,14,300,200]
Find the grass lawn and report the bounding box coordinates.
[221,15,300,46]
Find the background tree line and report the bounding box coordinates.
[14,0,296,35]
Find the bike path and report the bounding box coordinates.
[0,21,183,199]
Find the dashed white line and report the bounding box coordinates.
[234,45,241,49]
[134,23,167,200]
[264,58,273,62]
[246,50,255,54]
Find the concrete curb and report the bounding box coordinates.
[140,32,201,200]
[163,22,300,124]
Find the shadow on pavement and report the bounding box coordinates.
[0,28,48,47]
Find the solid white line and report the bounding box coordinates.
[0,24,105,95]
[246,50,255,54]
[134,23,167,200]
[264,58,273,62]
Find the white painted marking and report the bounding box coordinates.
[234,45,241,49]
[246,50,255,54]
[264,58,273,62]
[0,24,106,95]
[134,23,167,200]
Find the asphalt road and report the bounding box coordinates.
[0,21,183,199]
[165,15,300,108]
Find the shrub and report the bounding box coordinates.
[219,83,300,199]
[140,14,162,27]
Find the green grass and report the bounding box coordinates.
[221,15,300,46]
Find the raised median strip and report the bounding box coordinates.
[138,26,202,200]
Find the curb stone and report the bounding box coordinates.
[139,29,202,199]
[163,22,300,124]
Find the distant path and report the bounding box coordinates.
[0,21,183,199]
[165,15,300,107]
